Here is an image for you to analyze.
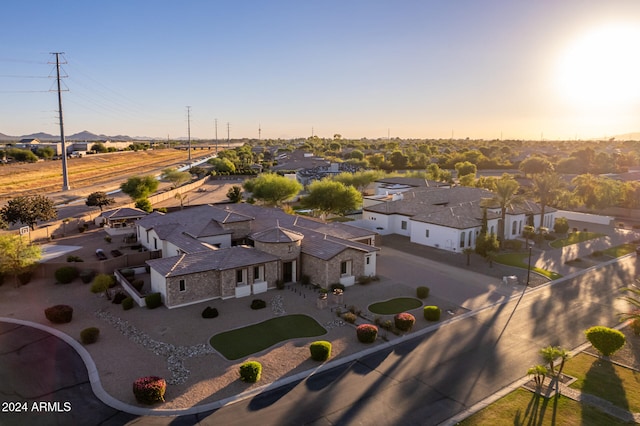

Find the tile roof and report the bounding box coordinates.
[250,226,304,243]
[99,207,148,219]
[147,246,280,277]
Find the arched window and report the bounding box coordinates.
[460,231,465,248]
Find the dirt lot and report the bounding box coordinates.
[0,148,214,203]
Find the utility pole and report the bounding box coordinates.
[214,118,218,154]
[50,52,71,191]
[227,122,230,148]
[258,123,261,142]
[186,106,192,162]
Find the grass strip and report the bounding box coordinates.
[494,252,562,280]
[550,232,606,248]
[210,314,326,360]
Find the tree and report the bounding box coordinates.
[584,326,626,357]
[174,192,187,209]
[90,273,115,300]
[135,198,153,213]
[301,180,362,218]
[0,195,57,230]
[527,365,548,390]
[462,248,473,266]
[208,157,236,174]
[389,150,408,170]
[454,161,477,178]
[85,191,115,211]
[519,156,553,177]
[91,142,107,153]
[226,185,243,203]
[35,146,55,159]
[7,148,38,163]
[619,284,640,323]
[333,170,384,194]
[120,175,159,201]
[530,173,563,234]
[243,173,302,206]
[539,345,569,380]
[481,174,521,247]
[0,234,41,286]
[161,168,191,188]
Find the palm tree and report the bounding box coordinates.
[530,173,563,234]
[481,174,521,248]
[619,282,640,323]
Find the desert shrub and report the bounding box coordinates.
[44,305,73,324]
[132,279,144,292]
[356,324,378,343]
[104,236,112,243]
[630,319,640,336]
[80,327,100,344]
[554,217,570,234]
[416,286,430,299]
[347,305,362,316]
[54,266,79,284]
[202,306,219,318]
[66,255,83,262]
[122,297,134,310]
[423,305,441,321]
[251,299,266,310]
[79,270,95,284]
[358,275,374,285]
[112,292,127,304]
[342,312,357,324]
[394,312,416,332]
[381,319,393,331]
[132,376,166,404]
[239,361,262,383]
[330,283,345,292]
[145,292,162,309]
[309,341,332,361]
[585,326,626,357]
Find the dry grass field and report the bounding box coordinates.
[0,149,213,202]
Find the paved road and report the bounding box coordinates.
[1,254,635,425]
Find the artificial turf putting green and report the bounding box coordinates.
[368,297,423,315]
[210,314,327,360]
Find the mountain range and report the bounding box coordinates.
[0,131,142,142]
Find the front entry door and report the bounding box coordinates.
[283,261,293,283]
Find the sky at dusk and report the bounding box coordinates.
[2,1,640,141]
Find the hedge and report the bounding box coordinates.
[416,286,430,299]
[394,312,416,332]
[79,270,95,284]
[584,326,626,357]
[309,341,332,361]
[122,297,134,311]
[145,293,162,309]
[54,266,79,284]
[250,299,266,310]
[423,306,441,321]
[356,324,378,343]
[202,306,219,318]
[239,361,262,383]
[80,327,100,344]
[44,305,73,324]
[132,376,166,404]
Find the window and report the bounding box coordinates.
[253,265,263,281]
[236,269,245,284]
[460,231,465,248]
[401,220,407,230]
[179,279,186,292]
[468,231,472,246]
[340,260,352,276]
[366,256,370,265]
[512,221,517,235]
[425,229,430,238]
[341,261,347,275]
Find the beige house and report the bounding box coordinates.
[136,203,378,308]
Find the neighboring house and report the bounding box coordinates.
[96,207,148,236]
[135,203,379,308]
[363,185,556,253]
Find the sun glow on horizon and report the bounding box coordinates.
[555,24,640,109]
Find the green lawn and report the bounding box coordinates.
[210,314,326,360]
[564,353,640,412]
[550,232,606,248]
[602,243,637,258]
[494,252,563,280]
[368,297,423,315]
[459,388,631,425]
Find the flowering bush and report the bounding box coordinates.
[356,324,378,343]
[132,376,166,404]
[394,312,416,332]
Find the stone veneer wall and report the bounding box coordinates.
[220,221,252,241]
[253,240,301,261]
[300,248,365,289]
[165,270,222,308]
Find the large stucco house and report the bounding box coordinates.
[363,185,556,253]
[135,203,379,308]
